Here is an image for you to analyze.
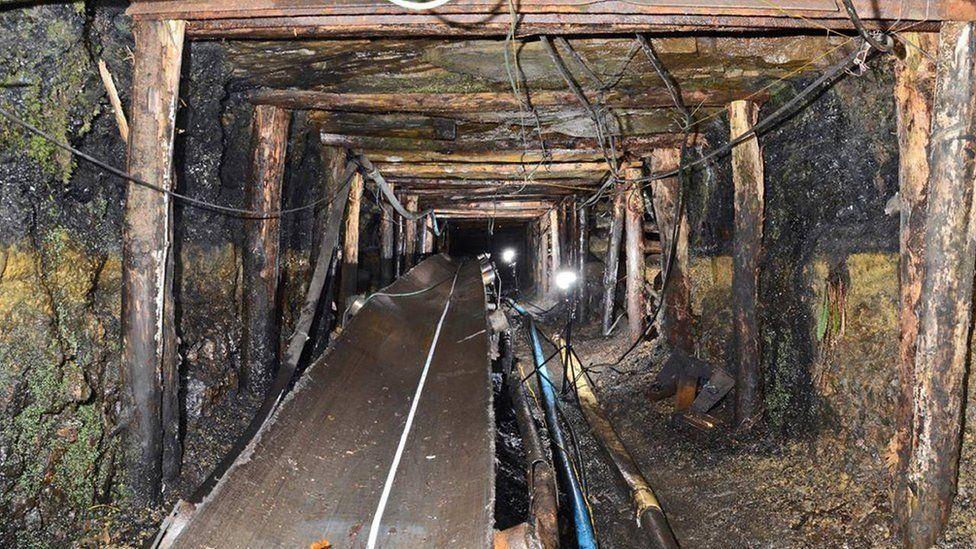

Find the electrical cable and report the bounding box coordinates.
[355,153,442,236]
[587,38,872,204]
[541,36,622,179]
[0,105,357,219]
[840,0,893,52]
[341,272,456,321]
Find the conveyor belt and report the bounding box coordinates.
[170,255,494,548]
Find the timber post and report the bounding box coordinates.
[380,183,395,286]
[892,32,936,516]
[729,100,764,427]
[624,167,646,344]
[404,195,419,268]
[601,186,625,336]
[241,104,291,395]
[537,217,550,297]
[902,22,976,548]
[421,216,434,256]
[576,203,589,320]
[548,208,561,289]
[340,171,363,306]
[650,148,694,409]
[122,18,185,504]
[394,200,405,277]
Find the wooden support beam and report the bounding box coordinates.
[242,104,291,394]
[650,149,694,409]
[306,147,350,357]
[421,216,435,255]
[392,178,593,193]
[361,148,614,164]
[539,218,551,296]
[562,199,576,270]
[902,22,976,548]
[624,170,646,344]
[892,32,937,515]
[319,132,690,155]
[128,1,960,37]
[602,187,626,336]
[434,210,550,219]
[729,100,764,428]
[340,172,364,308]
[311,110,457,140]
[548,208,561,290]
[424,199,554,210]
[380,183,395,286]
[122,18,184,504]
[371,161,613,180]
[576,204,590,320]
[394,210,405,277]
[404,195,419,268]
[254,88,755,116]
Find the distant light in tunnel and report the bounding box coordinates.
[500,248,516,264]
[555,270,578,291]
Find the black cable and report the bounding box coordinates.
[584,38,871,204]
[636,34,694,125]
[0,106,356,219]
[840,0,892,53]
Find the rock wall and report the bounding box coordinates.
[0,3,327,545]
[685,56,907,472]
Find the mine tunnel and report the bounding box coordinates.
[4,1,976,548]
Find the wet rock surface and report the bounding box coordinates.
[0,3,327,546]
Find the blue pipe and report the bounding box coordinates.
[517,305,597,549]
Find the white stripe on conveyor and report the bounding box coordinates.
[366,267,462,549]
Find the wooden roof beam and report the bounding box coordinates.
[319,132,693,155]
[129,1,961,36]
[435,209,550,219]
[372,161,619,180]
[254,88,761,115]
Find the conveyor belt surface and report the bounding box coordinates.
[171,255,494,548]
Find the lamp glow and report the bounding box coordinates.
[501,248,517,264]
[555,270,578,291]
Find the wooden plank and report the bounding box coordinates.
[902,22,976,549]
[434,210,551,219]
[623,170,646,344]
[380,183,396,287]
[601,186,625,336]
[340,171,364,309]
[178,15,939,39]
[241,105,290,393]
[391,178,594,190]
[129,0,969,26]
[122,18,184,504]
[373,161,614,180]
[649,149,694,409]
[892,32,937,520]
[729,100,763,428]
[420,199,554,209]
[311,111,457,141]
[254,88,758,115]
[318,133,692,155]
[362,149,614,164]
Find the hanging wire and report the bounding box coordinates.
[0,106,356,219]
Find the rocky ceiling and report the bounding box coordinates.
[220,33,853,218]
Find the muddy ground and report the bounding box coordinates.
[514,303,976,549]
